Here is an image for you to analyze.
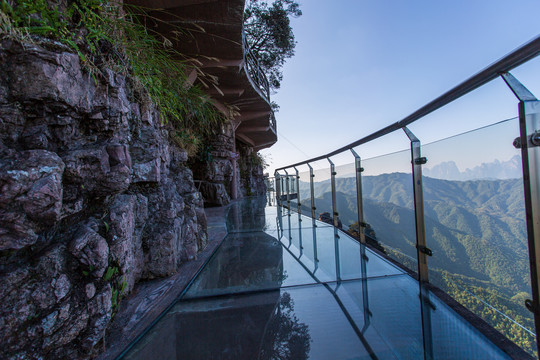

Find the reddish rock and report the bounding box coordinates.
[69,224,110,278]
[0,149,64,250]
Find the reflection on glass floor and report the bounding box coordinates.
[123,197,511,360]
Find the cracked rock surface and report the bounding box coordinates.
[0,39,207,359]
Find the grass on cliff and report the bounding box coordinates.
[0,0,228,157]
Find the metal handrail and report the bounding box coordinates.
[276,34,540,171]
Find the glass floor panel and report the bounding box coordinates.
[184,231,318,298]
[122,197,513,360]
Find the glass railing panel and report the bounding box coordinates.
[279,175,287,206]
[338,229,405,280]
[310,160,335,227]
[287,173,299,210]
[421,117,536,356]
[286,217,303,259]
[360,147,419,274]
[298,223,317,272]
[428,290,514,360]
[265,177,277,207]
[298,166,312,218]
[334,161,359,233]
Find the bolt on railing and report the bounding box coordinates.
[274,34,540,357]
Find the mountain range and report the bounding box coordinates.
[422,155,522,181]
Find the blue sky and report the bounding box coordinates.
[261,0,540,175]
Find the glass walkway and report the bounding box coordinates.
[122,196,514,360]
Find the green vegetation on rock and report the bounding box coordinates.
[0,0,226,156]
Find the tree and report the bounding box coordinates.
[243,0,301,91]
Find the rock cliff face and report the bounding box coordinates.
[237,141,266,197]
[192,123,267,206]
[0,39,207,359]
[192,123,236,206]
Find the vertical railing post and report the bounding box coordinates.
[327,158,339,227]
[274,172,283,237]
[284,169,291,211]
[294,167,302,216]
[403,127,431,283]
[502,72,540,351]
[307,163,316,223]
[403,127,433,360]
[350,149,366,245]
[275,171,281,208]
[282,176,286,205]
